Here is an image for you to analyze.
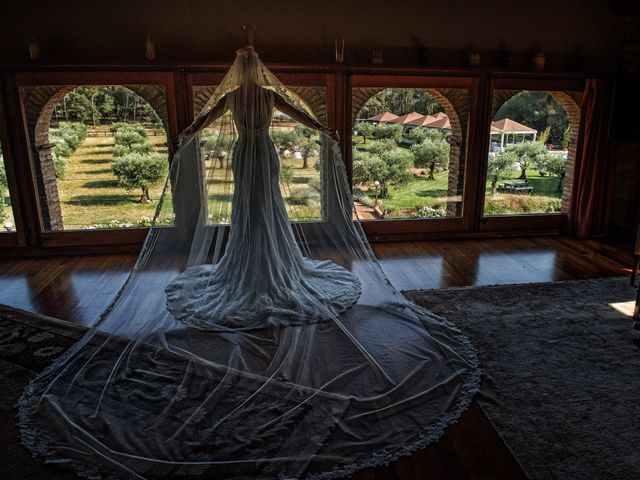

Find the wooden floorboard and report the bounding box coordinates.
[0,236,633,480]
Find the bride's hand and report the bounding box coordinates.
[324,129,340,143]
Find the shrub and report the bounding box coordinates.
[279,164,294,187]
[51,136,72,159]
[484,195,563,215]
[48,122,87,178]
[84,217,174,229]
[114,129,148,149]
[412,205,446,218]
[407,127,447,145]
[112,123,155,160]
[371,123,403,142]
[112,152,168,203]
[55,122,87,150]
[110,122,147,137]
[52,152,67,179]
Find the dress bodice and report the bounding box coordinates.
[228,86,274,134]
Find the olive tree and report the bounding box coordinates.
[487,151,516,195]
[112,152,168,203]
[355,122,375,144]
[411,131,450,180]
[536,154,567,192]
[352,147,413,197]
[505,141,552,180]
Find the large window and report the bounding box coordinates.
[0,68,592,250]
[483,86,582,219]
[18,74,176,236]
[351,78,471,224]
[191,74,329,224]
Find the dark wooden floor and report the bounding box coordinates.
[0,236,633,480]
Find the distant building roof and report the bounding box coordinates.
[490,118,537,134]
[388,111,426,124]
[423,115,451,130]
[406,112,451,130]
[365,112,399,123]
[405,114,436,127]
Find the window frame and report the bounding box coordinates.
[0,63,599,254]
[348,74,479,239]
[0,84,27,247]
[477,76,586,234]
[14,71,179,247]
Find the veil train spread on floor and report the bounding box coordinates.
[18,46,480,480]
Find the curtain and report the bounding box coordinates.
[569,78,616,238]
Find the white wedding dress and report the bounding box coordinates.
[165,86,361,330]
[18,47,480,480]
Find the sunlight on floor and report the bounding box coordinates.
[609,301,635,317]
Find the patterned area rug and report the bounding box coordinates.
[408,277,640,480]
[0,305,347,480]
[0,305,82,479]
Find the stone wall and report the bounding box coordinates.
[612,15,640,229]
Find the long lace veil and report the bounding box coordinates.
[18,47,480,480]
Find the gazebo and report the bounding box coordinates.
[490,118,537,150]
[365,112,399,123]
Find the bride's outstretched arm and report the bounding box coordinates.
[273,93,340,142]
[173,97,229,149]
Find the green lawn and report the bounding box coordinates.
[57,128,322,229]
[58,131,171,229]
[352,134,564,218]
[24,130,568,229]
[483,173,563,215]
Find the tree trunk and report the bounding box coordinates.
[363,135,367,144]
[90,93,98,126]
[518,168,527,180]
[141,188,152,203]
[124,93,129,121]
[556,174,565,193]
[302,156,309,169]
[491,177,498,195]
[428,162,436,180]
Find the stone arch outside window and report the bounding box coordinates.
[490,90,581,212]
[351,86,470,217]
[21,84,169,231]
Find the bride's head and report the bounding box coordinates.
[236,45,257,57]
[235,46,259,85]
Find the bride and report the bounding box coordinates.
[165,46,361,330]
